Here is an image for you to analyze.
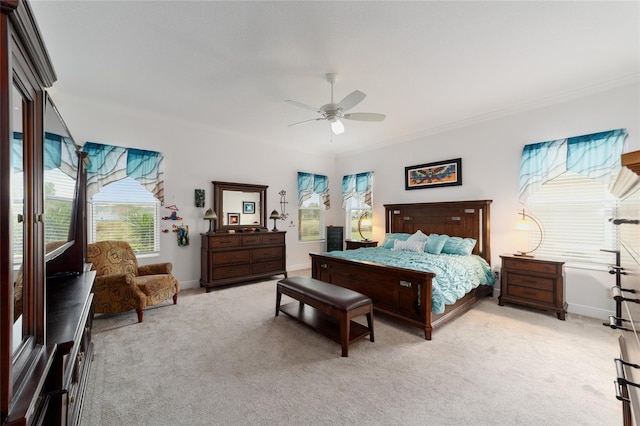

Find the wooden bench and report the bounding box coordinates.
[275,276,374,357]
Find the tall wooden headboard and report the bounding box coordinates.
[384,200,492,264]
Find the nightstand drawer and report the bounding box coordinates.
[507,273,553,292]
[508,285,554,303]
[502,258,559,275]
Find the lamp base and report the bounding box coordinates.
[208,220,215,233]
[271,219,278,232]
[513,251,534,258]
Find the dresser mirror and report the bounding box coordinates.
[212,181,268,232]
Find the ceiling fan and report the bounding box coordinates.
[286,73,385,135]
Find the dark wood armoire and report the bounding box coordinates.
[1,1,95,425]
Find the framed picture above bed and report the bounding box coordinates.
[405,158,462,190]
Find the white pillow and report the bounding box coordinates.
[407,230,429,242]
[392,239,427,253]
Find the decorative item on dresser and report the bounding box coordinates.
[498,255,566,320]
[2,2,95,424]
[608,149,640,426]
[203,208,218,233]
[200,181,287,291]
[345,239,378,250]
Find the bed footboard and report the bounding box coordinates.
[311,253,436,339]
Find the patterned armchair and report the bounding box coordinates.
[87,240,179,322]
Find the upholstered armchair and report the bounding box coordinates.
[87,240,179,322]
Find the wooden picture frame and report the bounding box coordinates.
[405,158,462,190]
[243,201,255,214]
[227,213,240,225]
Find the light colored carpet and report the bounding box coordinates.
[81,273,620,426]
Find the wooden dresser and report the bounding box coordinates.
[499,254,566,320]
[200,231,287,291]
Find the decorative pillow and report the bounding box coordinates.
[381,233,411,249]
[407,230,429,242]
[425,233,449,255]
[392,239,427,253]
[442,237,477,256]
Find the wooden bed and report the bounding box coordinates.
[310,200,492,340]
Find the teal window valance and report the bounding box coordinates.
[519,129,627,202]
[12,131,77,177]
[342,171,373,208]
[83,141,164,204]
[297,172,330,209]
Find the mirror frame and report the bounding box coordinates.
[212,181,268,233]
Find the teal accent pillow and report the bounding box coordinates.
[442,236,477,256]
[407,230,429,242]
[381,233,410,249]
[426,233,448,255]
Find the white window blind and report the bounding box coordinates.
[299,193,324,241]
[88,177,160,254]
[527,171,618,265]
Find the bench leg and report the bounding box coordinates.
[340,313,350,357]
[275,287,282,316]
[367,309,374,342]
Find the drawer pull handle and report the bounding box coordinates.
[612,287,640,304]
[603,315,633,332]
[320,263,328,269]
[400,281,412,288]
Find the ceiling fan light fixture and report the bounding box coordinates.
[330,119,344,135]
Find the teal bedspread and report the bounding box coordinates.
[321,248,495,314]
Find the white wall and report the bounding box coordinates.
[56,82,639,320]
[57,94,336,289]
[336,82,640,319]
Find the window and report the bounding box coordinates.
[342,172,373,240]
[297,172,329,241]
[526,171,618,265]
[83,142,164,255]
[519,129,628,266]
[88,177,160,255]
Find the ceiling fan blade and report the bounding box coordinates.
[343,112,386,121]
[288,117,325,127]
[337,90,366,111]
[285,99,322,113]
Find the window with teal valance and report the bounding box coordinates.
[519,129,627,202]
[297,172,330,209]
[83,141,164,204]
[341,171,373,208]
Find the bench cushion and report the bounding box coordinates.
[278,276,371,311]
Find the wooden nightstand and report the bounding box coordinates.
[499,254,566,320]
[345,240,378,250]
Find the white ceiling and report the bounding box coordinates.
[29,1,640,156]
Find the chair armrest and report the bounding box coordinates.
[93,273,147,304]
[138,262,173,276]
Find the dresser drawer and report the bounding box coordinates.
[252,260,283,274]
[262,233,285,244]
[507,285,554,303]
[210,236,240,248]
[253,246,283,261]
[502,257,560,275]
[212,250,250,265]
[507,273,553,292]
[213,264,251,280]
[242,235,262,246]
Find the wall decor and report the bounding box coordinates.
[243,201,255,214]
[227,213,240,224]
[405,158,462,190]
[195,189,205,207]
